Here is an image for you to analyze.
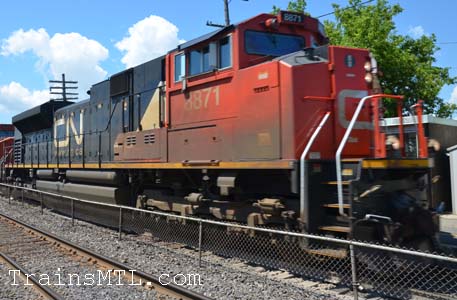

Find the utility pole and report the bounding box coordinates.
[207,0,248,28]
[49,74,78,102]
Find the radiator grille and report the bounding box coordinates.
[126,136,136,146]
[144,134,155,144]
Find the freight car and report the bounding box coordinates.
[0,124,14,140]
[1,11,438,250]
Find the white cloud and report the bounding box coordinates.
[0,28,50,57]
[408,25,426,38]
[449,86,457,104]
[1,28,109,99]
[116,15,183,68]
[0,82,49,116]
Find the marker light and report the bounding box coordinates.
[364,61,372,72]
[364,73,373,83]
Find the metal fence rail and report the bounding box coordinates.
[0,182,456,300]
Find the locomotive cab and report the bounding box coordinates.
[166,11,329,162]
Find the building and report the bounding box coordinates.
[0,124,14,140]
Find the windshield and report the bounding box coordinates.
[245,30,305,57]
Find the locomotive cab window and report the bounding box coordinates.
[190,44,217,75]
[245,30,305,57]
[174,53,185,82]
[219,36,232,69]
[189,36,232,76]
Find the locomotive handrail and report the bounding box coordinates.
[0,148,13,181]
[300,111,331,229]
[410,101,428,158]
[0,148,12,164]
[336,94,403,217]
[0,147,13,171]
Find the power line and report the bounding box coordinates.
[316,0,375,18]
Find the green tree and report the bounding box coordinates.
[324,0,456,117]
[272,0,308,15]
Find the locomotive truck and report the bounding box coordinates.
[0,11,437,250]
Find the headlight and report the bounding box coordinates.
[364,61,372,72]
[364,73,373,83]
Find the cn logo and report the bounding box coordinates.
[337,90,373,130]
[54,111,84,148]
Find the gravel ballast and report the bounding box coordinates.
[0,260,43,300]
[0,197,365,300]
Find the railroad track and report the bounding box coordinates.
[0,212,212,300]
[0,249,62,299]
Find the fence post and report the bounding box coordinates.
[118,207,123,240]
[40,192,44,214]
[198,220,203,268]
[8,187,11,204]
[21,188,24,205]
[348,183,359,300]
[349,242,359,300]
[71,198,75,226]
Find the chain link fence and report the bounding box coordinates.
[1,182,456,300]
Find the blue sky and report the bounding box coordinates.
[0,0,456,123]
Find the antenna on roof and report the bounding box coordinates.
[49,74,78,102]
[207,0,248,28]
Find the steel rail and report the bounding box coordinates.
[0,212,212,300]
[1,183,457,264]
[0,250,64,300]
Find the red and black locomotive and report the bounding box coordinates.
[0,11,437,249]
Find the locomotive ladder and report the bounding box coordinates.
[318,94,405,239]
[335,94,403,217]
[319,159,361,238]
[317,94,430,239]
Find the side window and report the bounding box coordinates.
[189,35,232,76]
[174,53,185,82]
[190,45,213,75]
[190,49,202,75]
[219,36,232,69]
